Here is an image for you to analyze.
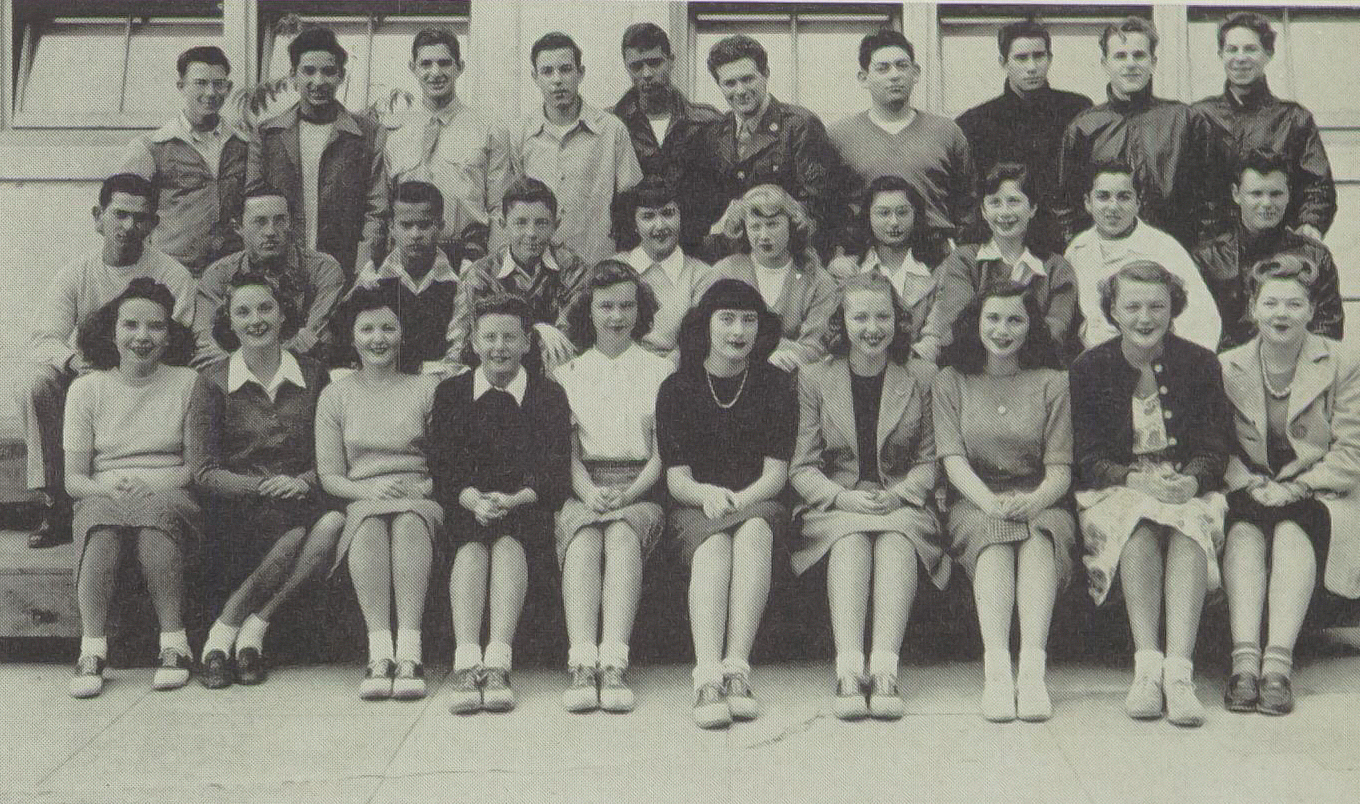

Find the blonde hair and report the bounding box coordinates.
[713,184,818,267]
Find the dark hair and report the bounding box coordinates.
[1250,254,1321,305]
[1218,12,1276,55]
[981,162,1038,205]
[940,281,1061,375]
[211,270,304,352]
[99,173,158,210]
[1098,260,1189,326]
[502,176,558,221]
[707,35,768,79]
[76,278,194,370]
[1086,159,1143,197]
[1234,147,1291,187]
[393,180,445,221]
[563,260,659,349]
[177,45,230,78]
[1100,16,1158,58]
[289,27,348,71]
[241,185,291,215]
[998,19,1051,61]
[854,175,947,266]
[858,29,915,71]
[338,281,419,373]
[823,273,914,364]
[613,175,680,251]
[532,32,582,69]
[459,293,546,375]
[622,22,671,56]
[412,27,461,65]
[675,279,781,376]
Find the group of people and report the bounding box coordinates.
[13,12,1358,732]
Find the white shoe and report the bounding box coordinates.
[1164,675,1205,727]
[1124,672,1164,720]
[1016,676,1052,722]
[982,673,1016,723]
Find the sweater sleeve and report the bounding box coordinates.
[186,373,260,498]
[429,379,473,507]
[1179,352,1231,493]
[525,379,573,510]
[1070,355,1132,489]
[931,369,965,459]
[1043,372,1074,465]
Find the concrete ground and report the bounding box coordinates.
[2,641,1359,804]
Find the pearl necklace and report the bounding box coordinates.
[707,368,748,410]
[1259,347,1296,399]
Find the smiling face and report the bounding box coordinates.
[1220,26,1271,88]
[240,194,291,262]
[1111,278,1173,351]
[635,201,680,259]
[624,46,673,100]
[533,47,583,112]
[96,191,158,264]
[979,294,1030,362]
[473,312,530,380]
[868,190,914,248]
[229,284,284,351]
[714,57,768,118]
[981,179,1036,241]
[411,43,460,104]
[1252,277,1312,348]
[1102,32,1155,97]
[392,200,443,266]
[1233,169,1289,231]
[1085,171,1140,239]
[859,45,918,108]
[591,281,640,349]
[1003,36,1052,94]
[708,308,759,364]
[293,50,343,113]
[844,288,896,361]
[745,210,792,267]
[178,61,231,125]
[115,297,170,370]
[503,200,556,265]
[352,306,401,370]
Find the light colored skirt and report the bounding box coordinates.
[73,489,201,579]
[331,477,444,573]
[671,500,789,566]
[555,460,663,569]
[793,482,949,588]
[1077,478,1227,606]
[948,498,1076,588]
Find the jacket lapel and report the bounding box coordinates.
[825,359,858,452]
[876,362,913,454]
[715,116,739,169]
[1222,339,1267,448]
[1287,335,1333,425]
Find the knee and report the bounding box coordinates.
[603,524,638,551]
[569,529,604,556]
[392,512,427,535]
[734,519,773,550]
[314,512,345,538]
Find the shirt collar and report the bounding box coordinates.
[977,241,1047,281]
[419,97,464,126]
[226,350,306,399]
[627,245,685,282]
[151,112,235,144]
[473,365,528,405]
[372,249,458,294]
[498,247,560,279]
[861,249,932,279]
[530,99,605,137]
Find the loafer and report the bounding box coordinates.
[69,654,105,699]
[198,649,233,690]
[723,672,759,721]
[447,667,483,714]
[482,668,515,712]
[693,682,731,729]
[832,674,869,721]
[561,665,599,712]
[234,647,266,686]
[152,648,191,691]
[1257,673,1294,716]
[359,659,395,700]
[598,665,635,713]
[1223,672,1259,713]
[391,660,426,700]
[868,674,905,720]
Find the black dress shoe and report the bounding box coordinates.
[1223,672,1259,712]
[235,647,267,685]
[199,649,233,689]
[28,506,71,548]
[1257,673,1294,716]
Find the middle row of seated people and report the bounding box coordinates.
[61,223,1359,737]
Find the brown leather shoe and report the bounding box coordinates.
[199,649,233,689]
[1257,673,1294,716]
[1223,672,1258,713]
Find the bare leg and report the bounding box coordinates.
[347,517,393,633]
[827,533,871,666]
[973,543,1017,658]
[256,512,345,622]
[216,526,308,628]
[1164,530,1207,661]
[600,521,643,649]
[561,527,604,655]
[136,528,185,633]
[450,541,490,648]
[869,533,918,660]
[1016,533,1057,653]
[1264,522,1318,662]
[723,518,773,667]
[1119,524,1165,653]
[688,533,733,671]
[77,528,124,637]
[487,536,528,646]
[1223,522,1267,654]
[390,513,433,633]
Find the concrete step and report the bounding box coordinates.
[0,529,77,637]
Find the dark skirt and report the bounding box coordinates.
[448,503,552,548]
[73,489,202,580]
[670,499,789,566]
[1227,489,1332,562]
[207,496,330,566]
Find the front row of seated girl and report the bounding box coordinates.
[63,250,1359,733]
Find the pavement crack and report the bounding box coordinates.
[741,711,826,750]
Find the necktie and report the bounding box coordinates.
[421,114,442,164]
[736,119,754,162]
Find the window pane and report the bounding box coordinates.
[940,21,1116,116]
[693,21,794,113]
[266,21,370,114]
[796,18,891,126]
[123,21,225,118]
[21,20,126,115]
[1289,14,1360,124]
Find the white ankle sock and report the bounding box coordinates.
[1018,649,1047,682]
[484,641,512,670]
[983,650,1012,681]
[1134,649,1165,679]
[868,651,899,678]
[599,642,629,669]
[692,663,724,690]
[1162,655,1194,683]
[835,651,865,678]
[721,656,751,677]
[567,643,599,668]
[367,630,394,663]
[236,614,269,652]
[80,636,108,659]
[160,630,190,656]
[203,621,238,656]
[395,629,422,663]
[453,643,483,671]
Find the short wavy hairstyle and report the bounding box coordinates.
[675,278,781,376]
[715,184,818,268]
[823,272,914,364]
[458,292,545,375]
[337,280,420,374]
[612,175,680,252]
[211,270,304,352]
[940,280,1062,375]
[707,34,767,79]
[76,277,194,370]
[1099,16,1158,58]
[1250,254,1322,306]
[1219,12,1275,55]
[851,174,948,267]
[563,260,658,350]
[1097,260,1189,327]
